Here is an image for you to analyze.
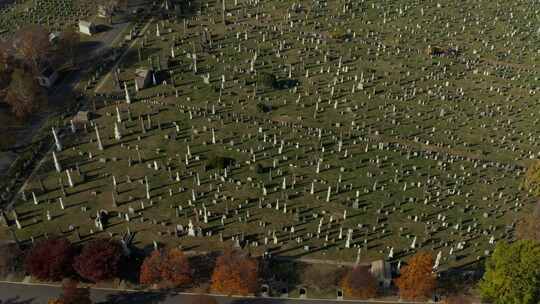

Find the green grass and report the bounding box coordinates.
[2,0,539,272]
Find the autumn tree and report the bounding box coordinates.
[478,240,540,304]
[140,248,192,287]
[210,248,258,295]
[74,239,123,282]
[60,278,92,304]
[13,25,52,73]
[160,248,192,287]
[516,201,540,241]
[0,242,23,277]
[24,238,76,281]
[140,250,163,285]
[5,68,46,119]
[341,266,378,299]
[394,252,436,301]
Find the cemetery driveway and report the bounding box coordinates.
[0,15,131,177]
[0,282,430,304]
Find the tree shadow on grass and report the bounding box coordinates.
[98,291,169,304]
[0,297,36,304]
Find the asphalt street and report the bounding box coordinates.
[0,282,429,304]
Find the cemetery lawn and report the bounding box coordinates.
[2,0,540,273]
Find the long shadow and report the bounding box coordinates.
[97,291,169,304]
[1,296,36,304]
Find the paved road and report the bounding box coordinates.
[0,9,132,177]
[0,282,429,304]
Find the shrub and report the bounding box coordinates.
[478,240,540,304]
[395,252,436,300]
[205,155,235,171]
[211,248,258,295]
[74,239,123,282]
[24,238,75,281]
[341,266,378,299]
[257,72,277,89]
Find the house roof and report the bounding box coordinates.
[135,68,151,79]
[79,20,94,28]
[48,32,60,42]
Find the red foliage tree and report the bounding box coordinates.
[160,248,192,287]
[24,238,75,281]
[341,266,378,299]
[210,248,258,295]
[139,250,163,285]
[395,252,437,301]
[74,239,123,282]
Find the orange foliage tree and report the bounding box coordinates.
[160,248,192,287]
[210,248,258,295]
[341,266,378,299]
[140,248,192,288]
[140,250,163,285]
[395,252,437,300]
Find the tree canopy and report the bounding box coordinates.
[516,201,540,241]
[160,248,192,287]
[5,68,46,119]
[210,248,258,295]
[394,252,436,301]
[257,72,277,89]
[140,250,163,285]
[13,25,52,73]
[524,161,540,197]
[478,240,540,304]
[74,239,123,282]
[140,248,192,288]
[24,238,76,281]
[341,266,378,299]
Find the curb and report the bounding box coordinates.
[0,280,437,304]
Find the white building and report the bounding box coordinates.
[78,20,95,36]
